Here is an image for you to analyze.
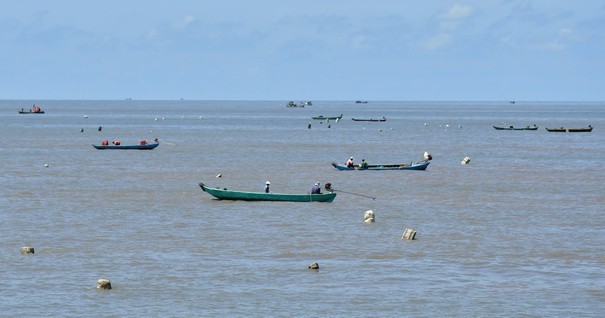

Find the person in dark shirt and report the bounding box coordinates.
[311,182,321,194]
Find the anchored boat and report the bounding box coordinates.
[199,183,336,202]
[331,160,430,171]
[545,125,592,132]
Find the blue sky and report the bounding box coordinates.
[1,1,604,101]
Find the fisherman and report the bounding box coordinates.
[264,181,270,193]
[311,182,321,194]
[359,159,369,169]
[346,157,354,168]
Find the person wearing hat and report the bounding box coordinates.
[264,181,270,193]
[346,157,354,168]
[311,182,321,194]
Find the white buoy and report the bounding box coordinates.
[44,163,50,168]
[154,118,158,121]
[424,122,428,126]
[21,246,35,254]
[461,157,471,165]
[308,262,319,269]
[83,115,88,118]
[364,210,375,223]
[96,278,112,290]
[216,174,222,178]
[199,116,203,119]
[423,152,432,160]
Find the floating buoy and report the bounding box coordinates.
[308,262,319,270]
[461,157,471,165]
[96,278,112,290]
[44,163,50,168]
[423,152,432,160]
[80,128,84,132]
[364,210,375,223]
[424,122,428,126]
[21,246,35,254]
[199,116,203,119]
[154,118,158,121]
[216,174,222,178]
[181,116,185,119]
[401,228,417,240]
[83,115,88,118]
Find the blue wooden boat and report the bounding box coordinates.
[18,105,44,114]
[199,183,337,202]
[331,160,430,171]
[92,143,159,150]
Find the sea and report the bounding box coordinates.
[1,100,604,317]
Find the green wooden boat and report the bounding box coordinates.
[199,183,336,202]
[311,114,343,121]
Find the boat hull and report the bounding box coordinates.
[493,125,538,130]
[18,111,45,114]
[352,117,386,122]
[331,161,430,171]
[199,183,336,202]
[92,143,159,150]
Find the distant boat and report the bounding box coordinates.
[331,160,430,171]
[352,117,386,122]
[355,101,368,104]
[92,141,159,150]
[545,125,593,132]
[493,125,538,130]
[311,114,343,121]
[198,183,337,202]
[286,101,312,107]
[18,105,44,114]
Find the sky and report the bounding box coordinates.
[1,1,604,101]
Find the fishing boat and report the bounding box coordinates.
[287,101,312,107]
[355,101,368,103]
[92,141,159,150]
[545,125,593,132]
[493,125,538,130]
[352,117,386,122]
[311,114,343,121]
[18,105,44,114]
[199,183,337,202]
[331,160,430,171]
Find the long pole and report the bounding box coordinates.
[333,189,376,200]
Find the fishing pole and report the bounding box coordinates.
[332,189,376,200]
